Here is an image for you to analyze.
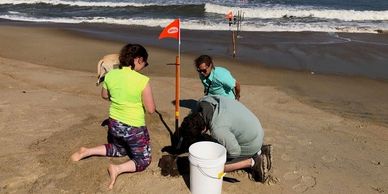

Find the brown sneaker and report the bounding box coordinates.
[251,154,268,183]
[261,144,273,171]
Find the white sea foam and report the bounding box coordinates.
[7,11,21,14]
[1,14,384,34]
[0,0,156,7]
[205,3,388,21]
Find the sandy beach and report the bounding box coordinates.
[1,23,388,194]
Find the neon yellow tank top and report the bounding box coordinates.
[103,67,149,127]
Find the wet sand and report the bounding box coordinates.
[1,22,388,193]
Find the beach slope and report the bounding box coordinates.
[1,25,388,194]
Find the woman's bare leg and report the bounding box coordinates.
[71,145,106,161]
[108,160,136,189]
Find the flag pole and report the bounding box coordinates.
[175,18,181,132]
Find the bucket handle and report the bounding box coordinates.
[196,164,226,180]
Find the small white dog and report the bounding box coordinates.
[96,54,120,86]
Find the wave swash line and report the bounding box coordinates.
[205,3,388,21]
[0,0,157,7]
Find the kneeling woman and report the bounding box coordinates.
[71,43,155,189]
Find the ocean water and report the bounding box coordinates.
[1,0,388,33]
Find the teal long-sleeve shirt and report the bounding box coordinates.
[199,95,264,158]
[199,66,236,99]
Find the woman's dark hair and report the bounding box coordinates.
[194,55,213,68]
[119,43,148,69]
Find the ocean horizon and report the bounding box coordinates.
[1,0,388,33]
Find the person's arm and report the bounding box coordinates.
[101,87,110,101]
[234,80,241,100]
[219,68,240,100]
[142,82,156,114]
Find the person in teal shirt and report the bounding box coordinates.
[195,55,241,100]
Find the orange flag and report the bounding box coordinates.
[159,19,180,40]
[225,11,233,20]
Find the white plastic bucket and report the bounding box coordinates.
[189,141,227,194]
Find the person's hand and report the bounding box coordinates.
[235,94,240,101]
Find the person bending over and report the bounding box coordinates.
[179,95,272,182]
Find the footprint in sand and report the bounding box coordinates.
[301,176,316,187]
[292,176,316,192]
[292,183,309,193]
[284,171,317,192]
[321,155,336,163]
[283,171,301,181]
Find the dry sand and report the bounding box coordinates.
[0,25,388,194]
